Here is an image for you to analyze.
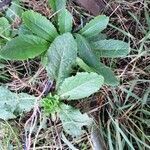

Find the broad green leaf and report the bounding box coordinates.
[79,15,109,38]
[0,39,7,49]
[0,86,36,120]
[75,34,119,86]
[0,17,10,37]
[0,87,18,113]
[58,9,73,34]
[0,35,49,60]
[58,72,104,100]
[0,110,16,120]
[76,57,94,72]
[48,0,67,12]
[91,39,130,58]
[18,25,32,35]
[59,104,92,136]
[87,33,107,42]
[6,0,24,21]
[17,93,36,112]
[46,33,77,89]
[22,10,58,41]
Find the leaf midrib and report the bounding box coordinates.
[24,15,55,39]
[61,77,100,97]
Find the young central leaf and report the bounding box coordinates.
[22,10,58,42]
[46,33,77,89]
[41,94,60,115]
[0,35,49,60]
[58,72,104,100]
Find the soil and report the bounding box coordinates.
[75,0,108,15]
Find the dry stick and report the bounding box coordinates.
[24,84,47,150]
[32,114,47,149]
[54,122,63,150]
[85,131,94,149]
[119,51,147,78]
[103,0,131,34]
[30,146,61,150]
[8,71,42,95]
[25,103,40,150]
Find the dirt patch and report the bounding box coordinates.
[75,0,108,15]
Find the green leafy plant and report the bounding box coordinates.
[0,71,104,137]
[0,0,130,137]
[41,72,104,136]
[0,5,130,86]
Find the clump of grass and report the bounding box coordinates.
[0,121,21,150]
[97,82,150,149]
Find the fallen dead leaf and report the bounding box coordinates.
[75,0,108,15]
